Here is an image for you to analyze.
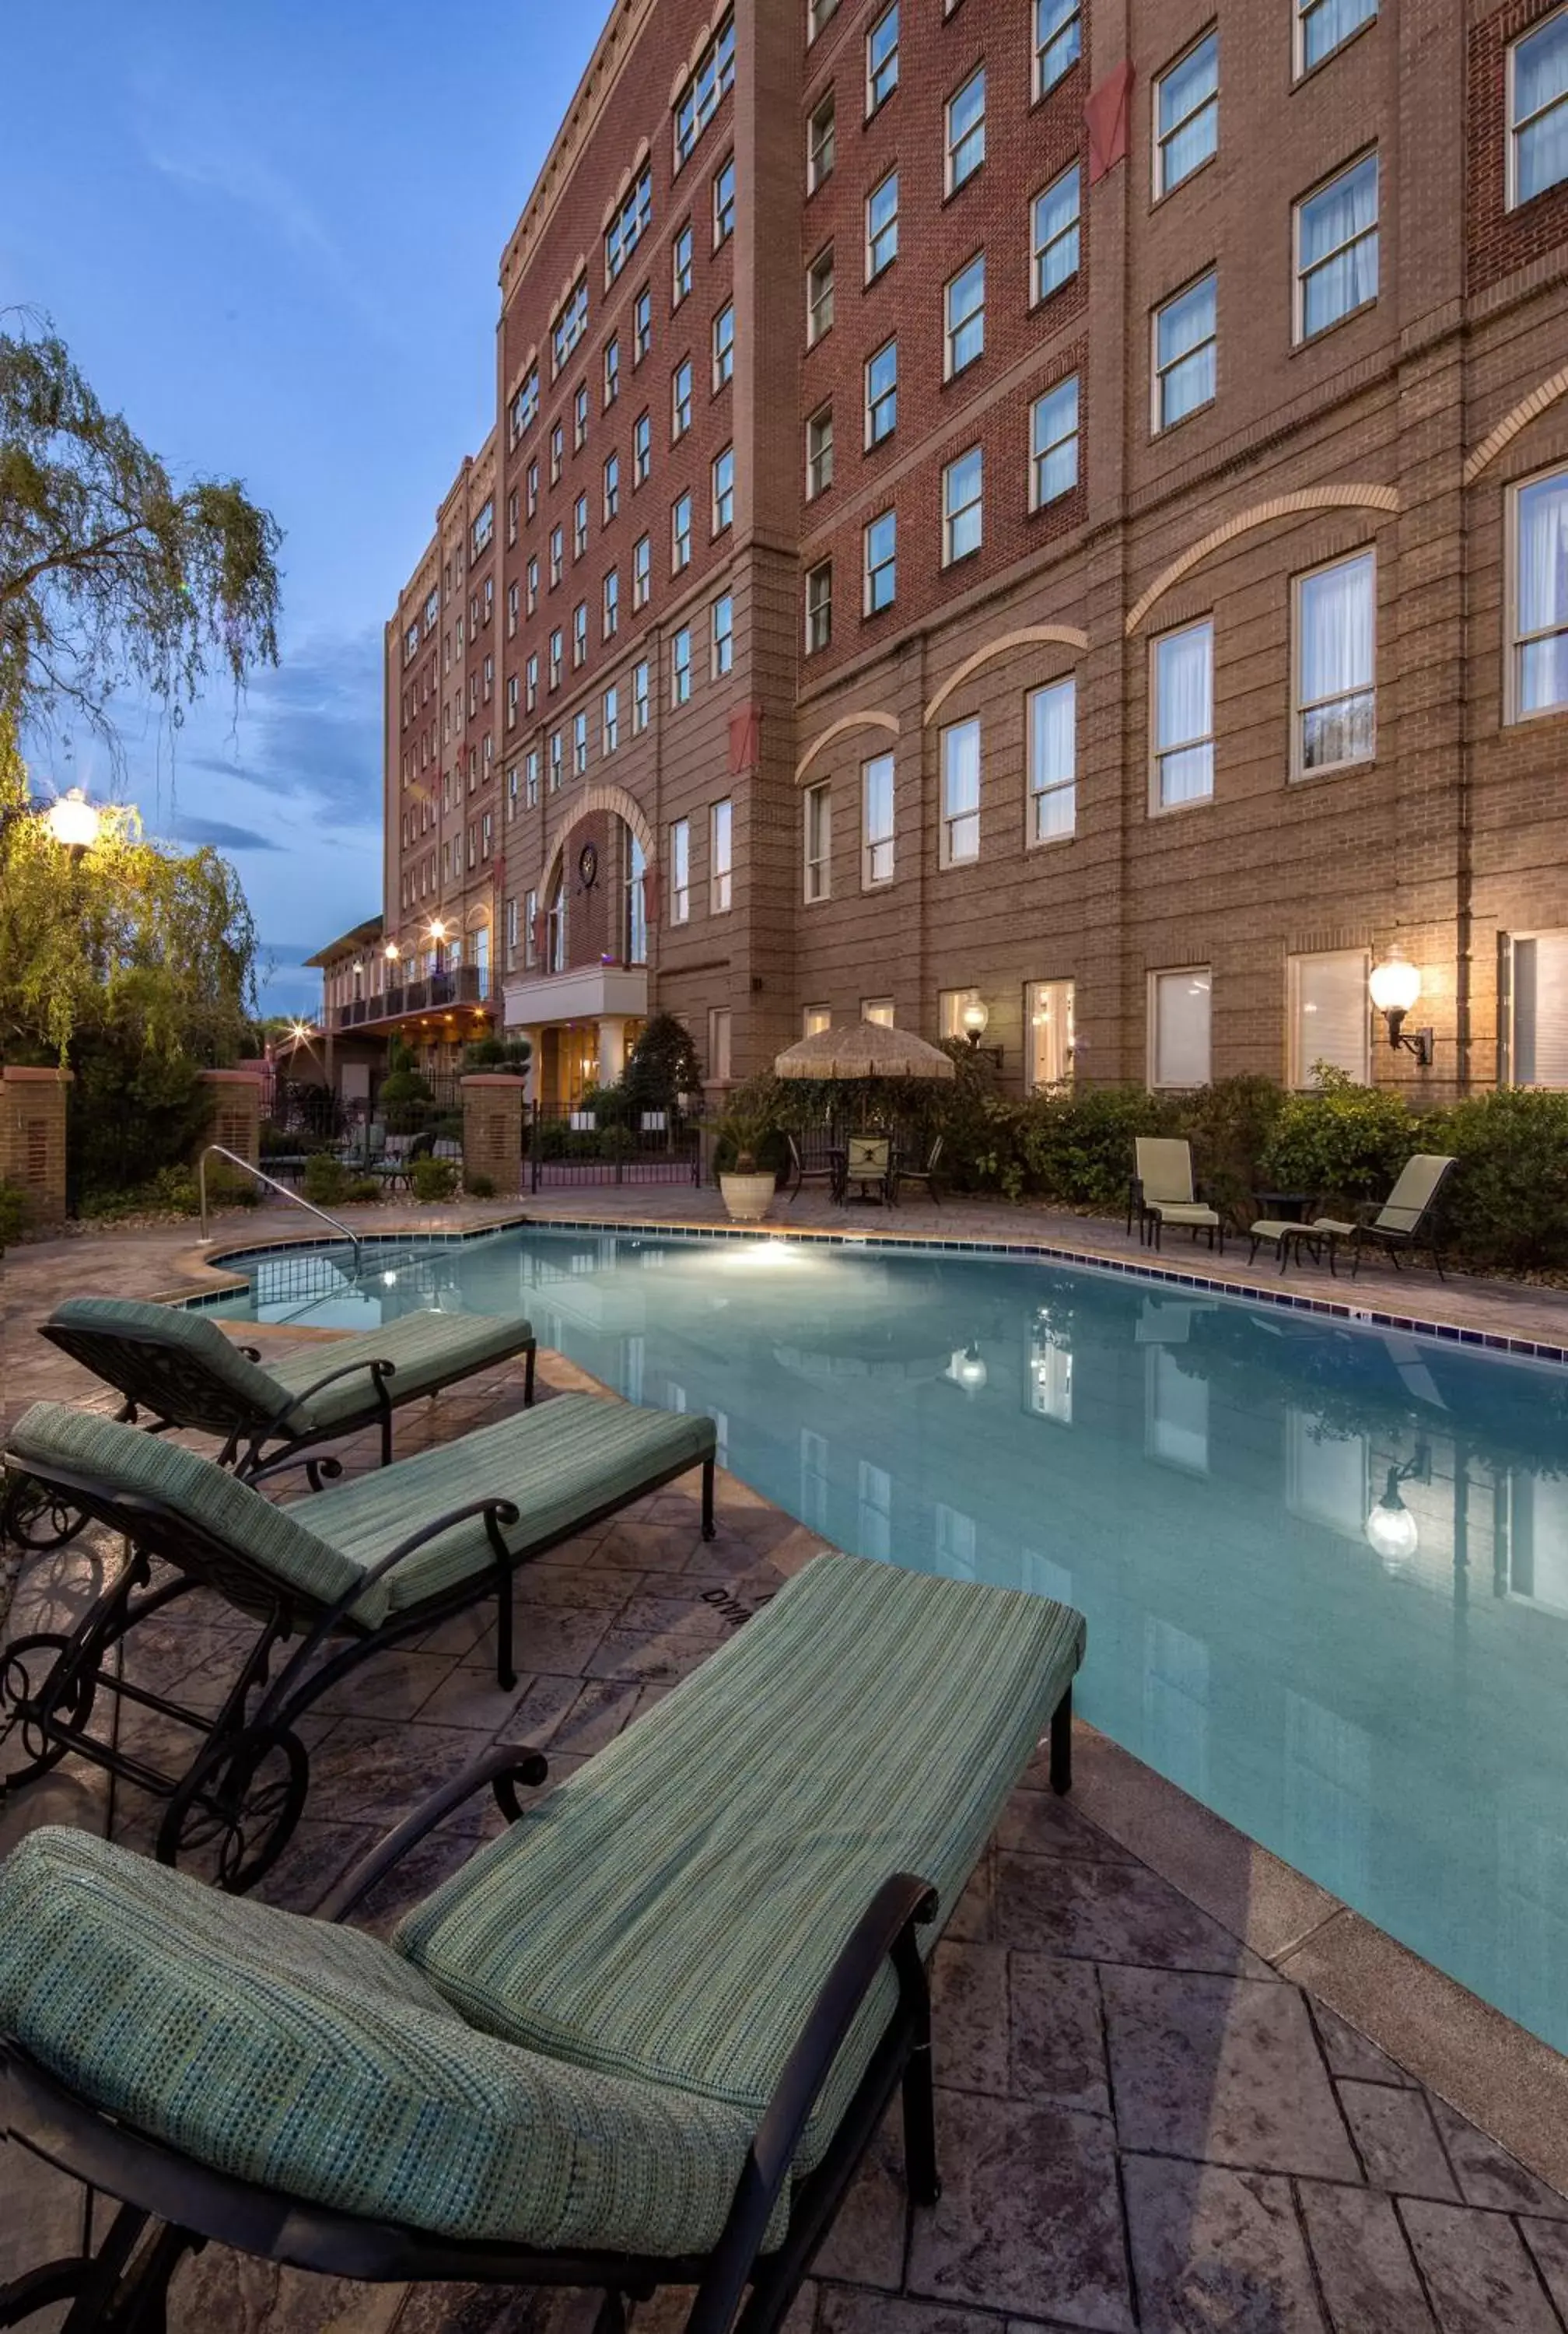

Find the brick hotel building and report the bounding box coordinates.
[353,0,1568,1106]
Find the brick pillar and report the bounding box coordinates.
[0,1067,73,1224]
[200,1069,263,1169]
[461,1074,526,1194]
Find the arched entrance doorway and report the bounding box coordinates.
[509,796,654,1107]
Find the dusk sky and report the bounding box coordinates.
[2,2,600,1017]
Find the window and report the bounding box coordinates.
[867,4,899,110]
[806,561,832,652]
[552,275,589,375]
[525,749,540,808]
[938,987,982,1039]
[523,885,538,965]
[1294,552,1375,773]
[862,752,894,886]
[712,592,733,676]
[633,533,652,608]
[1152,621,1214,808]
[809,0,838,38]
[527,459,539,518]
[550,423,564,483]
[807,247,835,345]
[506,492,518,548]
[712,445,735,533]
[550,525,564,587]
[1028,980,1076,1088]
[574,384,590,450]
[803,1005,831,1036]
[549,730,564,791]
[549,628,563,689]
[607,166,653,283]
[512,364,539,440]
[945,255,985,375]
[572,603,588,667]
[1155,32,1218,196]
[713,156,737,245]
[526,555,539,615]
[604,452,621,523]
[1510,9,1568,205]
[711,798,733,913]
[862,998,894,1027]
[1031,377,1080,506]
[506,674,519,730]
[674,11,735,166]
[1153,272,1216,429]
[1150,968,1212,1087]
[573,710,589,773]
[1032,166,1080,300]
[526,651,538,711]
[634,286,653,364]
[1504,931,1568,1085]
[713,300,734,388]
[943,447,983,564]
[672,626,693,706]
[673,491,693,571]
[804,783,831,901]
[604,336,621,405]
[940,718,981,864]
[866,338,898,444]
[472,499,494,556]
[505,892,520,969]
[673,358,693,439]
[1034,0,1081,93]
[1028,678,1076,840]
[1510,468,1568,717]
[864,510,897,612]
[1295,155,1378,340]
[604,683,621,755]
[1289,950,1370,1085]
[1297,0,1376,77]
[633,659,651,734]
[573,493,589,559]
[674,223,694,307]
[866,171,899,280]
[506,580,519,637]
[807,405,835,498]
[634,410,652,485]
[604,568,620,640]
[709,1008,733,1082]
[670,818,691,921]
[626,833,648,965]
[946,68,985,191]
[809,95,836,193]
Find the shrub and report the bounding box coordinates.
[1258,1069,1413,1208]
[0,1182,32,1249]
[1011,1083,1178,1208]
[78,1164,257,1222]
[464,1034,531,1074]
[1422,1087,1568,1269]
[464,1172,497,1198]
[302,1155,352,1207]
[622,1011,703,1113]
[411,1155,460,1204]
[1174,1075,1288,1227]
[345,1176,381,1206]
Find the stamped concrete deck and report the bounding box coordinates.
[5,1205,1568,2333]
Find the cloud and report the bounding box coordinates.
[140,135,342,274]
[154,814,283,853]
[183,628,383,824]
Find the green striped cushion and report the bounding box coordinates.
[263,1312,535,1429]
[47,1295,292,1425]
[397,1552,1083,2171]
[0,1826,773,2253]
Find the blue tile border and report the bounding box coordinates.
[189,1211,1568,1369]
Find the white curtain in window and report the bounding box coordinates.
[1291,950,1369,1084]
[1514,933,1568,1087]
[1303,0,1375,72]
[1030,679,1076,837]
[1515,16,1568,203]
[1517,473,1568,713]
[1301,157,1378,329]
[1300,555,1373,699]
[1153,968,1211,1086]
[943,720,980,814]
[1156,625,1213,802]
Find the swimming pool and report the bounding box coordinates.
[212,1224,1568,2054]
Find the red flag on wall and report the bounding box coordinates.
[1086,60,1135,184]
[728,704,762,776]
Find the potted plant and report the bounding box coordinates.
[709,1103,779,1223]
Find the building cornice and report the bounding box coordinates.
[500,0,659,310]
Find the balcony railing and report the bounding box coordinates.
[331,964,494,1032]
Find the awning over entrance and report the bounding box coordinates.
[502,965,649,1027]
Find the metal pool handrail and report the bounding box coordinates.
[198,1145,363,1268]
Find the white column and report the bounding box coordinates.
[598,1015,629,1086]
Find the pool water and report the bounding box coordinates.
[214,1226,1568,2054]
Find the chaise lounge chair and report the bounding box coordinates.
[0,1391,716,1890]
[1307,1152,1458,1279]
[0,1551,1084,2334]
[1128,1137,1225,1253]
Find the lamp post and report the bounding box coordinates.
[44,788,103,857]
[1369,948,1433,1067]
[960,998,991,1049]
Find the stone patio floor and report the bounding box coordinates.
[4,1206,1568,2331]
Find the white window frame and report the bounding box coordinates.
[807,247,835,345]
[866,338,898,447]
[940,717,982,867]
[946,67,986,192]
[673,357,693,440]
[1148,966,1213,1089]
[710,798,733,913]
[942,447,983,566]
[713,300,735,389]
[808,93,836,193]
[806,561,832,654]
[807,404,835,499]
[1506,462,1568,724]
[944,254,985,377]
[713,154,737,245]
[1150,619,1216,811]
[633,534,652,610]
[804,781,831,902]
[1027,677,1076,843]
[670,818,691,921]
[1153,30,1220,200]
[1503,928,1568,1086]
[1027,979,1076,1089]
[708,1005,733,1081]
[673,491,693,572]
[1034,0,1082,97]
[864,510,896,613]
[862,750,894,888]
[633,659,651,734]
[672,626,692,707]
[1032,166,1080,303]
[712,444,735,534]
[1288,948,1370,1087]
[1152,271,1217,432]
[1031,376,1080,508]
[603,683,621,755]
[1291,550,1377,777]
[1295,0,1376,78]
[1293,153,1379,344]
[866,170,899,280]
[867,2,899,112]
[1509,7,1568,209]
[712,592,733,677]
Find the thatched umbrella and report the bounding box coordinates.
[773,1020,956,1081]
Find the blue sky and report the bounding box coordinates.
[2,2,600,1017]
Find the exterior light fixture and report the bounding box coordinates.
[44,787,102,855]
[1364,1444,1430,1573]
[960,998,991,1048]
[1369,948,1433,1067]
[384,941,401,962]
[288,1020,314,1045]
[427,918,450,943]
[955,1340,989,1394]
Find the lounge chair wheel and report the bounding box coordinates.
[0,1633,95,1790]
[0,1474,86,1555]
[155,1723,310,1894]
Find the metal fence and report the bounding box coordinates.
[527,1102,701,1192]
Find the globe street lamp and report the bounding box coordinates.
[44,787,102,855]
[1369,948,1433,1067]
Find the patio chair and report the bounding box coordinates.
[1127,1138,1225,1253]
[0,1390,716,1891]
[0,1551,1085,2334]
[843,1136,893,1205]
[373,1130,433,1193]
[338,1119,387,1169]
[1307,1153,1458,1279]
[785,1131,843,1204]
[891,1136,944,1209]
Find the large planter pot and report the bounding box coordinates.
[719,1171,776,1224]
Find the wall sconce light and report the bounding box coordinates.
[960,999,991,1049]
[427,918,450,944]
[954,1340,989,1394]
[1369,948,1433,1067]
[1364,1442,1431,1572]
[384,941,401,962]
